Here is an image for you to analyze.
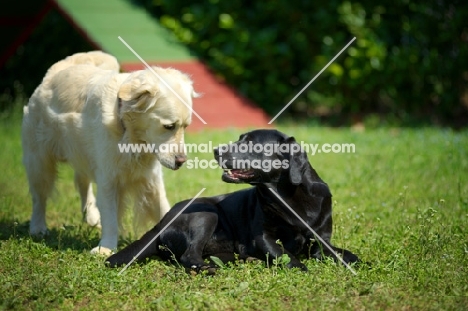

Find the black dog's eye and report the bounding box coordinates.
[163,124,176,130]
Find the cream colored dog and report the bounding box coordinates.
[22,51,197,255]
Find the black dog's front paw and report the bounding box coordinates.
[286,261,308,271]
[185,264,217,275]
[244,256,262,264]
[105,253,126,268]
[342,250,360,264]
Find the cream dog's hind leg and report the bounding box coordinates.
[74,172,101,228]
[24,153,58,236]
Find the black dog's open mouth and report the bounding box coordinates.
[222,168,256,183]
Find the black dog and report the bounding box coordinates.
[106,129,359,272]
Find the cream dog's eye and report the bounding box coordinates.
[163,124,176,130]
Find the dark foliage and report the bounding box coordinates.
[134,0,468,126]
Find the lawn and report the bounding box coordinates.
[0,107,467,310]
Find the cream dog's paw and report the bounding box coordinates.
[90,246,114,256]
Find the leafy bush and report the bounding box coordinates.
[135,0,468,126]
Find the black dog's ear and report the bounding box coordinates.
[285,136,305,185]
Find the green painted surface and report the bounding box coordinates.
[55,0,194,62]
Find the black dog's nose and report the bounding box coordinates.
[214,147,219,157]
[175,155,187,168]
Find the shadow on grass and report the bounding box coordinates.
[0,218,101,252]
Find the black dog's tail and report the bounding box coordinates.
[106,224,162,268]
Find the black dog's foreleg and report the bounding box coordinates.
[179,213,218,272]
[306,195,360,265]
[255,234,308,271]
[106,225,161,268]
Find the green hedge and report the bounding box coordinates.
[136,0,468,126]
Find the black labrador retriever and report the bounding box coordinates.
[106,129,359,272]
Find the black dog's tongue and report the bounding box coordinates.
[227,169,255,179]
[222,168,256,183]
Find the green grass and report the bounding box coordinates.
[1,107,467,310]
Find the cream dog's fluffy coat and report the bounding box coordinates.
[22,51,198,254]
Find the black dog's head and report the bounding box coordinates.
[214,129,308,185]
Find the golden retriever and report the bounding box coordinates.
[22,51,198,255]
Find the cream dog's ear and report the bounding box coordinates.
[118,73,159,112]
[179,71,201,99]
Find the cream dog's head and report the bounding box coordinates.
[118,67,199,170]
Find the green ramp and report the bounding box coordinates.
[54,0,194,63]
